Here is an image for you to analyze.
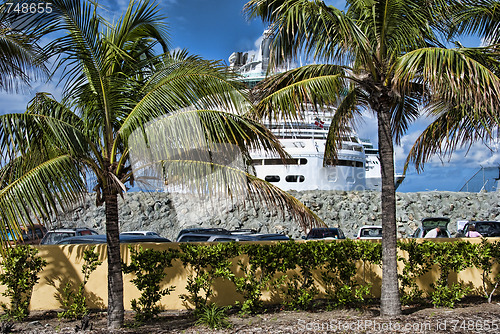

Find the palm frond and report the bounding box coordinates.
[448,0,500,44]
[127,108,289,170]
[404,100,499,172]
[133,157,323,232]
[324,86,366,164]
[394,47,500,113]
[117,56,251,143]
[244,0,371,66]
[254,64,348,121]
[0,154,86,248]
[0,3,50,92]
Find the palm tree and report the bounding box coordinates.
[0,0,321,328]
[244,0,500,316]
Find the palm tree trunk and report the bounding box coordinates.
[376,105,402,317]
[104,189,124,329]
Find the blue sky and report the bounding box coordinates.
[1,0,498,192]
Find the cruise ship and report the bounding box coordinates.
[229,31,404,191]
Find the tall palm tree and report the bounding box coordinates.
[0,0,321,328]
[244,0,500,316]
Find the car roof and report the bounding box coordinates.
[56,234,171,244]
[176,232,290,242]
[121,231,158,234]
[310,227,341,231]
[359,225,382,229]
[46,227,96,232]
[176,233,239,242]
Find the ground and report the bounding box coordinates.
[9,300,500,333]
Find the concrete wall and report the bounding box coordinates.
[0,239,498,311]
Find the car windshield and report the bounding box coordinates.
[309,228,343,239]
[178,235,211,242]
[78,230,97,236]
[44,232,75,244]
[475,222,500,234]
[361,228,382,237]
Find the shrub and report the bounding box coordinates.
[0,245,47,321]
[179,243,238,311]
[472,239,500,303]
[322,240,378,308]
[122,246,178,322]
[398,240,434,304]
[58,246,102,320]
[231,243,287,314]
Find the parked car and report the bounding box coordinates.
[356,225,382,239]
[411,217,451,238]
[40,227,99,245]
[303,227,346,240]
[177,232,255,242]
[456,221,500,238]
[175,228,231,241]
[121,231,161,237]
[176,228,290,242]
[55,234,171,244]
[249,233,290,241]
[5,224,47,245]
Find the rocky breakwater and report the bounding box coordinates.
[54,191,500,240]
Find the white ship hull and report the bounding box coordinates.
[252,137,367,191]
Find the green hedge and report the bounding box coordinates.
[172,239,500,311]
[4,239,500,322]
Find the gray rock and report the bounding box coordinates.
[52,190,500,240]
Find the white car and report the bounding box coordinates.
[356,225,382,239]
[120,231,161,237]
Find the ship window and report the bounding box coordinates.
[263,158,301,165]
[300,158,307,165]
[251,159,263,166]
[325,159,364,168]
[285,175,305,182]
[265,175,280,182]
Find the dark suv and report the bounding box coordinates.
[456,221,500,238]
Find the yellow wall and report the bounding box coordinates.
[0,239,498,311]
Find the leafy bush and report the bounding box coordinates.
[398,240,434,304]
[179,242,238,311]
[0,245,47,321]
[322,240,379,308]
[472,239,500,303]
[398,240,479,307]
[429,241,475,307]
[231,243,287,314]
[279,241,323,310]
[122,246,178,322]
[58,246,102,320]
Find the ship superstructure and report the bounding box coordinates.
[229,31,404,191]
